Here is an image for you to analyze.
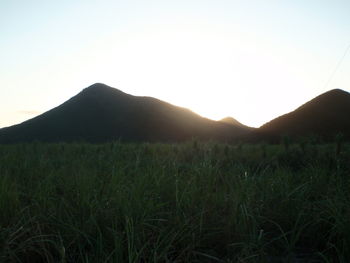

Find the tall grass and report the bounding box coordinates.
[0,141,349,262]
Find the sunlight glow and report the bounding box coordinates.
[1,1,350,128]
[69,24,321,127]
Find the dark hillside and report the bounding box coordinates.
[258,89,350,140]
[0,83,250,143]
[219,117,252,129]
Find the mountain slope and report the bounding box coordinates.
[0,83,251,143]
[219,117,252,129]
[259,89,350,140]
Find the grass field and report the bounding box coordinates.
[0,140,349,262]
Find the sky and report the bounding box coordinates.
[1,0,350,128]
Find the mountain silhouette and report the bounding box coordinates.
[0,83,251,143]
[219,117,251,129]
[259,89,350,140]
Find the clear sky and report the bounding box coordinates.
[1,0,350,128]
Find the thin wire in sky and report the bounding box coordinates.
[324,41,350,90]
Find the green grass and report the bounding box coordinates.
[0,141,349,262]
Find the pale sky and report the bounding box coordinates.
[1,0,350,128]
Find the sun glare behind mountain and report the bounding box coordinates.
[75,25,309,127]
[1,1,350,129]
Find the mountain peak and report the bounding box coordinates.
[220,117,243,126]
[259,88,350,139]
[83,83,113,92]
[315,88,350,101]
[295,88,350,112]
[324,88,349,95]
[87,82,110,88]
[0,83,248,143]
[80,83,127,98]
[219,117,253,131]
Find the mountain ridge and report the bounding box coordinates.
[1,84,349,143]
[258,88,350,140]
[0,83,251,143]
[219,117,251,129]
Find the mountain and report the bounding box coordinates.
[219,117,251,129]
[258,89,350,140]
[0,83,251,143]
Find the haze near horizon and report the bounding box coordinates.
[1,0,350,128]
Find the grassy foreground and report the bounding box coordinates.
[0,141,349,262]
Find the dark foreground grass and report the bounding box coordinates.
[0,141,349,262]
